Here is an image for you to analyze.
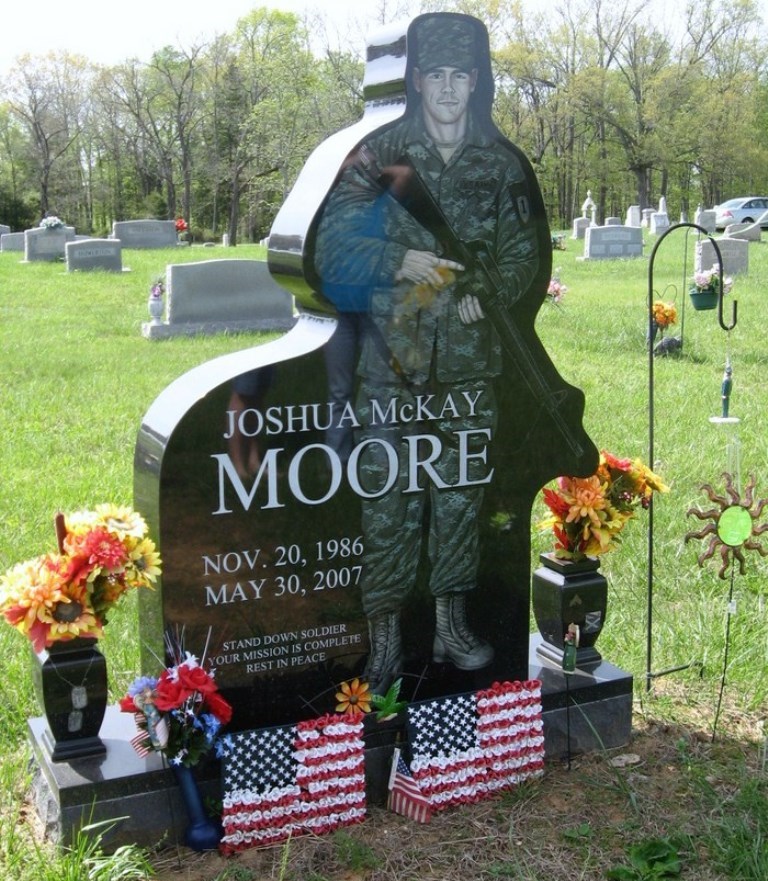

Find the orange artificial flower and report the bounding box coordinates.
[335,678,372,716]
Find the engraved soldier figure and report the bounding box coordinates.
[315,14,547,693]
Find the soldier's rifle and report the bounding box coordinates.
[378,157,585,459]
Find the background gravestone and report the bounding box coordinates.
[695,237,749,275]
[24,227,66,262]
[142,259,296,339]
[66,238,123,272]
[582,225,644,260]
[1,232,24,251]
[111,219,177,248]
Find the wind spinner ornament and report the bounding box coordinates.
[684,473,768,578]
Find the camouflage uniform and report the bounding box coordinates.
[315,112,540,618]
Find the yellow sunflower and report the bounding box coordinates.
[125,539,162,588]
[92,503,148,539]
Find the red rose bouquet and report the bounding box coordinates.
[121,635,232,767]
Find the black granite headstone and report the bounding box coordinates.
[134,12,598,734]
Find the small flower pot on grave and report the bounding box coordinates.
[689,286,718,311]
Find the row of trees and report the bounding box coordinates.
[1,0,767,240]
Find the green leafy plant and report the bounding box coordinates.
[332,830,379,871]
[606,838,682,880]
[562,821,594,842]
[370,677,408,721]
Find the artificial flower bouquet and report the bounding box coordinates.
[691,265,732,295]
[0,505,160,652]
[121,639,232,767]
[150,277,165,299]
[547,277,567,305]
[539,450,668,561]
[175,217,188,233]
[651,300,677,329]
[39,215,65,230]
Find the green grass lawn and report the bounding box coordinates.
[1,232,767,878]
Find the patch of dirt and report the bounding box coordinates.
[148,683,766,881]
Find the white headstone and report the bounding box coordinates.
[581,190,595,218]
[625,206,641,227]
[571,216,590,240]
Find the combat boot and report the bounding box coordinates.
[364,611,402,694]
[433,594,494,669]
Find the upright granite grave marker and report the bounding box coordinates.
[135,12,598,735]
[1,232,24,251]
[66,238,123,272]
[695,205,717,233]
[112,219,177,248]
[24,226,67,262]
[143,259,295,338]
[625,205,641,227]
[695,237,749,275]
[582,225,643,260]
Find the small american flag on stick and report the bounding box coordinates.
[387,747,432,823]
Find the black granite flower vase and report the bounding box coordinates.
[172,763,222,851]
[31,637,108,762]
[531,553,608,668]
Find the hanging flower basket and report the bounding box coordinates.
[689,285,718,311]
[689,266,732,311]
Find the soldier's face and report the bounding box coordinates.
[414,66,477,126]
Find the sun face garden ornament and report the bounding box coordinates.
[684,472,768,578]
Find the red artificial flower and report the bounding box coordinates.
[66,527,128,572]
[153,669,189,711]
[119,694,138,712]
[177,662,217,695]
[542,487,570,518]
[175,217,188,232]
[58,550,96,588]
[601,450,632,472]
[204,689,233,725]
[29,619,53,652]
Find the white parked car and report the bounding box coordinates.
[714,197,768,230]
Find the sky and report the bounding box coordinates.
[0,0,395,76]
[1,0,765,78]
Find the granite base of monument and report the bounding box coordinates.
[28,709,220,852]
[29,637,632,850]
